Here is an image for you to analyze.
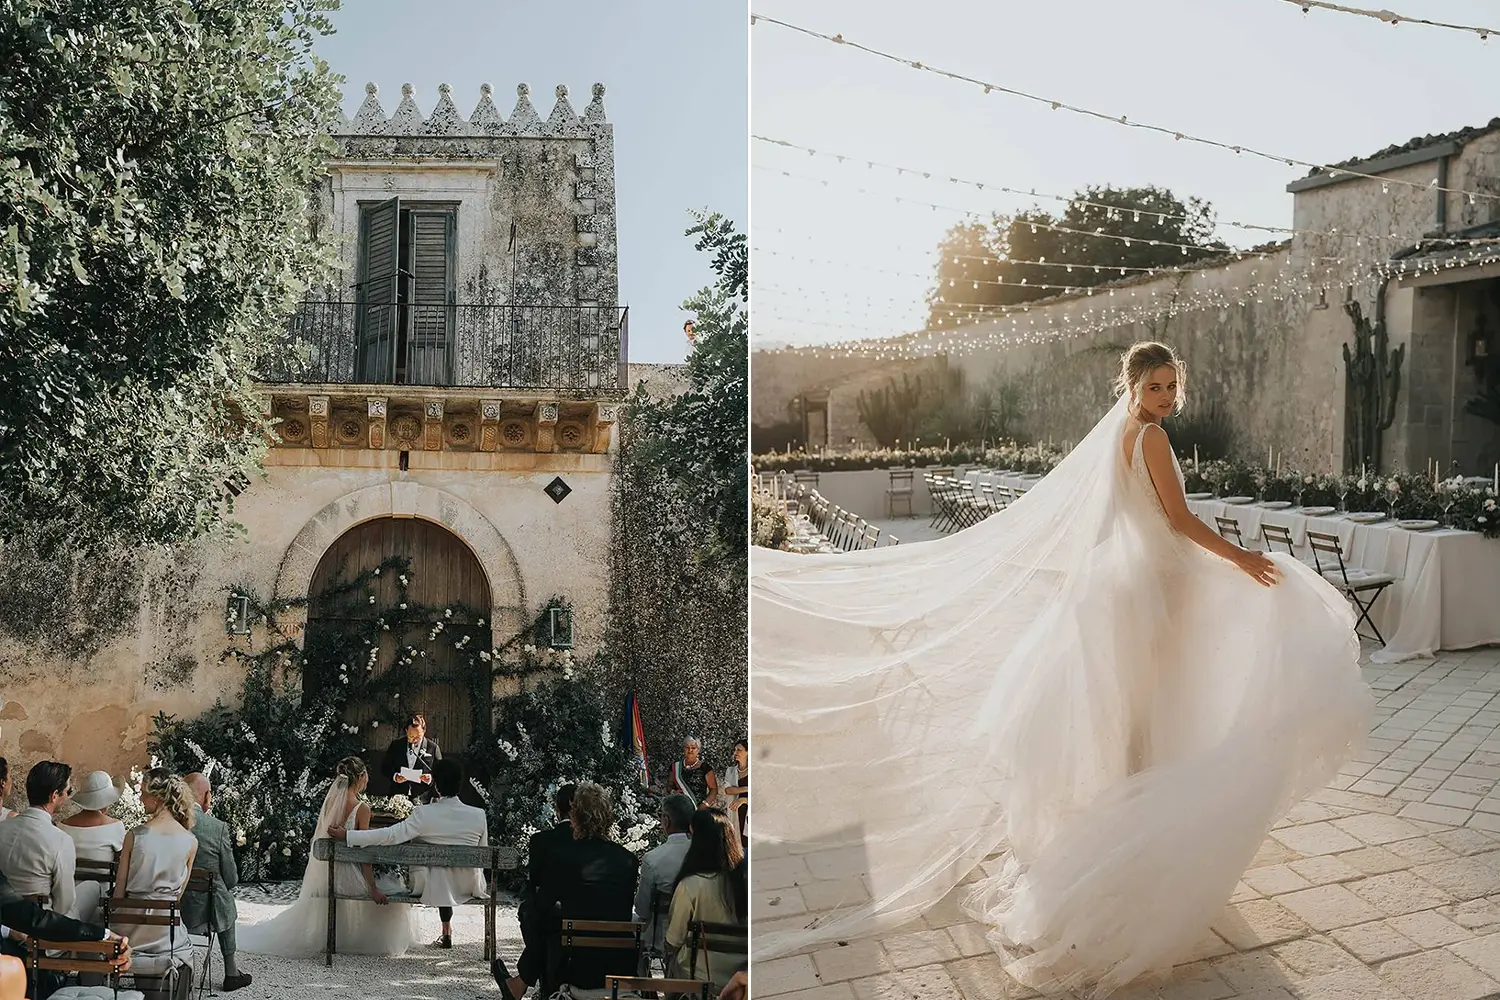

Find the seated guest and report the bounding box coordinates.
[329,758,487,950]
[634,793,694,967]
[58,770,126,924]
[492,784,574,1000]
[494,782,638,1000]
[670,738,718,807]
[111,769,197,981]
[0,862,127,999]
[0,761,76,918]
[0,759,13,821]
[665,808,747,985]
[719,739,749,846]
[182,772,251,992]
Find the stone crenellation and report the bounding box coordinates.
[337,81,608,139]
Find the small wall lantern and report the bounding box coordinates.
[226,594,252,636]
[547,604,574,649]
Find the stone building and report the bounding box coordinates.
[0,82,667,777]
[756,119,1500,477]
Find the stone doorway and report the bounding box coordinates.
[303,516,494,792]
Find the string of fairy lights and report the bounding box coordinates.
[748,13,1500,204]
[750,9,1500,357]
[1274,0,1500,40]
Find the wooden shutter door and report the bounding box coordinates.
[356,198,400,383]
[304,517,494,776]
[408,210,455,385]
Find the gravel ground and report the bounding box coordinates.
[184,883,522,999]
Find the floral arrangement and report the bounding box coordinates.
[751,491,793,550]
[150,558,659,882]
[364,795,414,821]
[753,441,1068,475]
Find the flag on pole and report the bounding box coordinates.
[620,691,649,787]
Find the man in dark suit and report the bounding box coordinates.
[493,783,574,1000]
[381,712,442,801]
[495,782,639,1000]
[0,863,123,998]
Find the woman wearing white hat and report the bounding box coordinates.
[57,771,124,923]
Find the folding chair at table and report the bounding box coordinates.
[1214,516,1244,546]
[26,937,133,1000]
[886,469,915,518]
[861,523,882,549]
[1261,523,1318,569]
[793,470,820,490]
[1305,530,1397,644]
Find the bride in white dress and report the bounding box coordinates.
[238,756,418,958]
[751,342,1374,996]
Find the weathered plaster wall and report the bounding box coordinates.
[0,453,612,798]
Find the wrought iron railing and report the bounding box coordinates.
[260,301,628,393]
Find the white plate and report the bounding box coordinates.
[1347,512,1387,523]
[1397,519,1440,531]
[1221,496,1255,505]
[1260,501,1293,510]
[1185,492,1213,500]
[1300,505,1336,517]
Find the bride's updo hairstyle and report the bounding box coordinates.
[1113,341,1187,415]
[334,756,367,783]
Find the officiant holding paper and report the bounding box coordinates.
[382,712,442,802]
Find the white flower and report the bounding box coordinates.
[1481,516,1490,524]
[1304,475,1315,484]
[399,603,408,610]
[444,608,453,618]
[373,568,381,576]
[1486,499,1497,512]
[372,721,380,728]
[479,651,491,662]
[477,618,485,626]
[1387,480,1400,494]
[282,847,292,857]
[368,595,376,604]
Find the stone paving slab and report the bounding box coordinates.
[754,645,1500,999]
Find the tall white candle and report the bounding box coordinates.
[1268,446,1274,469]
[1193,444,1199,470]
[1276,452,1281,478]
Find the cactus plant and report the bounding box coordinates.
[856,373,925,448]
[1342,300,1404,473]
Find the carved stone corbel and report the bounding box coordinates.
[535,401,559,452]
[367,397,388,450]
[308,395,330,449]
[479,400,502,452]
[423,399,445,451]
[590,403,619,453]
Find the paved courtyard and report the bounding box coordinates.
[753,644,1500,1000]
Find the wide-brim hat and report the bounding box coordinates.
[72,770,121,811]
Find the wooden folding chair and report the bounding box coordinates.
[686,919,748,988]
[886,469,915,518]
[606,975,713,1000]
[552,919,644,997]
[185,867,219,998]
[793,470,819,489]
[26,936,130,995]
[1214,516,1244,546]
[1306,530,1396,644]
[641,888,674,976]
[74,858,117,887]
[106,894,196,994]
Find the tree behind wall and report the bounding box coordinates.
[0,0,342,551]
[925,185,1227,331]
[606,213,748,773]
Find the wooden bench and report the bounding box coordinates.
[311,838,518,966]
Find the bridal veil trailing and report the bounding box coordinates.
[751,386,1374,995]
[237,775,418,958]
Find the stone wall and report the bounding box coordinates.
[755,125,1500,477]
[0,450,612,794]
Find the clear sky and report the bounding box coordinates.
[315,1,748,364]
[751,0,1500,349]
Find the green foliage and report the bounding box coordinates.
[0,0,343,551]
[926,185,1228,330]
[855,373,925,447]
[1164,402,1237,462]
[150,558,658,882]
[607,211,747,773]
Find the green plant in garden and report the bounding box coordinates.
[0,0,343,551]
[607,213,748,773]
[150,560,658,883]
[856,373,925,449]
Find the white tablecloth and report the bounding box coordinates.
[1188,499,1500,663]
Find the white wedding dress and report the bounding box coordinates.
[237,779,419,958]
[751,395,1374,996]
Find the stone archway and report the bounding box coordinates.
[272,482,527,638]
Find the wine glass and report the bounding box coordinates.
[1337,479,1350,513]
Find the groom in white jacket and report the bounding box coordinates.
[329,759,488,949]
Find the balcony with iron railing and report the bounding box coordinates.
[259,301,629,395]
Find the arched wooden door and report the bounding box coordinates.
[304,517,494,773]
